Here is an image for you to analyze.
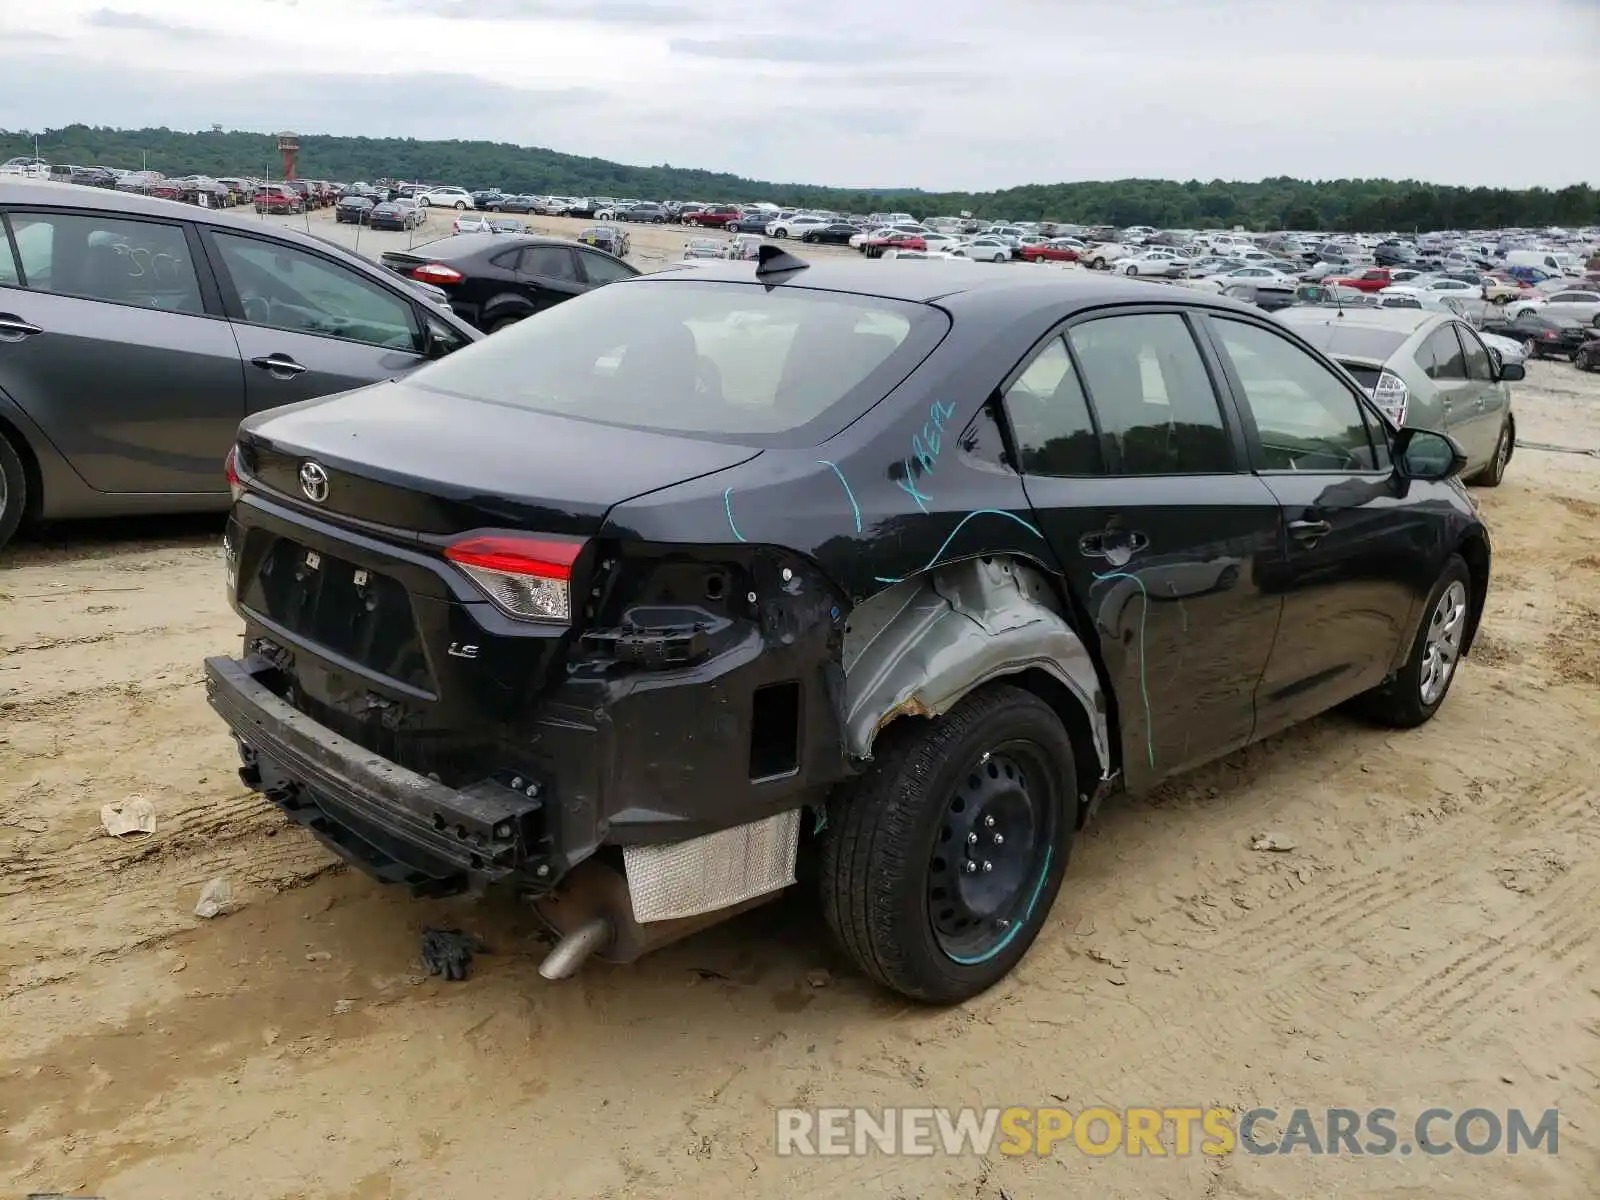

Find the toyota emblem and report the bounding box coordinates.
[299,461,330,503]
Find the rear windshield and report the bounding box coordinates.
[408,277,948,444]
[1338,363,1383,390]
[1287,323,1410,362]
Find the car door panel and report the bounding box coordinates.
[0,208,244,494]
[514,245,584,312]
[202,228,428,415]
[1202,314,1422,737]
[1454,323,1506,462]
[1003,315,1286,791]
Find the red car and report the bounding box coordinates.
[254,184,305,215]
[862,232,927,258]
[683,204,740,228]
[1020,240,1082,263]
[1330,267,1395,293]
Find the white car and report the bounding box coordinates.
[0,156,48,178]
[849,226,889,249]
[412,186,475,210]
[952,236,1013,263]
[1190,266,1298,293]
[1505,289,1600,324]
[1378,277,1481,301]
[918,232,962,249]
[767,214,831,239]
[1112,249,1190,277]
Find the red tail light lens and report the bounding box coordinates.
[444,535,585,622]
[411,264,464,286]
[224,445,244,502]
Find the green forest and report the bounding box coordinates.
[4,124,1596,232]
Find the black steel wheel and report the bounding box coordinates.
[926,744,1058,964]
[820,683,1076,1003]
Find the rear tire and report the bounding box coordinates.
[0,430,28,550]
[1470,420,1512,487]
[455,201,466,210]
[819,684,1076,1003]
[1355,554,1472,729]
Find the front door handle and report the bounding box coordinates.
[250,353,307,378]
[1288,519,1332,545]
[0,314,43,342]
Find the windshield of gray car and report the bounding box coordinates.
[408,278,949,445]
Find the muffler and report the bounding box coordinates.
[537,916,610,980]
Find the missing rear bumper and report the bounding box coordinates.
[204,655,553,894]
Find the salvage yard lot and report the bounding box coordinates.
[2,290,1600,1194]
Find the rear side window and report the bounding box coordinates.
[1002,335,1102,475]
[407,278,946,443]
[519,246,578,280]
[4,211,203,314]
[1065,312,1233,474]
[1418,326,1467,380]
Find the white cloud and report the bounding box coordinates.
[1,0,1596,190]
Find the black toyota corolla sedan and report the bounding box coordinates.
[379,233,639,332]
[206,250,1491,1003]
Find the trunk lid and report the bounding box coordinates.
[236,377,763,536]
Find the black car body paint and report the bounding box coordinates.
[205,260,1491,980]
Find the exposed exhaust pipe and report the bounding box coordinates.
[538,916,611,980]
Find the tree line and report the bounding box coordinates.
[4,125,1596,233]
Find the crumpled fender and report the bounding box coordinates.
[841,555,1109,772]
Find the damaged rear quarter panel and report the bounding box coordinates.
[596,304,1117,804]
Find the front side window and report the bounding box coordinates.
[1065,312,1233,475]
[1456,325,1495,382]
[406,278,943,443]
[1211,317,1381,472]
[577,251,632,285]
[4,211,203,314]
[1002,335,1102,476]
[211,232,420,351]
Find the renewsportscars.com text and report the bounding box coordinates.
[775,1105,1560,1158]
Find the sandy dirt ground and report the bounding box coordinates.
[2,213,1598,1197]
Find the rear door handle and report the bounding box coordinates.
[0,315,43,342]
[250,353,307,377]
[1079,529,1150,560]
[1288,519,1332,545]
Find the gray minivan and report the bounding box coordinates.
[1274,307,1524,487]
[0,182,480,547]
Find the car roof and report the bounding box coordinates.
[629,257,1256,310]
[1275,306,1447,336]
[1,179,388,257]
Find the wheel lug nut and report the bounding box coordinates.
[967,832,978,844]
[984,815,996,828]
[981,860,993,873]
[964,861,977,874]
[993,834,1004,846]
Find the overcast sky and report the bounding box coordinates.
[2,0,1596,191]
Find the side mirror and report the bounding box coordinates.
[1394,427,1468,482]
[1497,360,1526,382]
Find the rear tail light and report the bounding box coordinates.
[444,535,585,622]
[411,264,464,286]
[1370,369,1409,427]
[224,445,244,502]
